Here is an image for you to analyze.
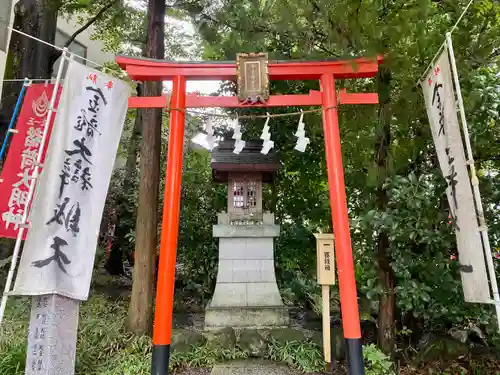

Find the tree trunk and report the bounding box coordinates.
[0,0,60,126]
[105,84,143,275]
[127,0,165,334]
[124,85,143,186]
[375,66,396,356]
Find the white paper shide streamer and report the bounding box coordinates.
[205,117,215,151]
[260,113,274,155]
[232,116,245,154]
[294,110,310,152]
[12,61,131,300]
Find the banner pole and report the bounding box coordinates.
[445,33,500,331]
[0,78,30,162]
[0,48,70,325]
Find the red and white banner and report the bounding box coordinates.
[0,84,61,239]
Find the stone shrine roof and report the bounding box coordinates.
[211,139,279,183]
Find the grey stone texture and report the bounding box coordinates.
[205,212,289,329]
[171,329,206,353]
[238,329,268,357]
[204,327,237,351]
[25,294,79,375]
[267,328,306,345]
[205,306,289,330]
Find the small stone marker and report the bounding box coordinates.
[25,294,79,375]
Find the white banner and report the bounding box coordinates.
[421,49,490,303]
[12,61,130,300]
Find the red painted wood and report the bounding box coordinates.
[129,96,168,108]
[154,76,186,346]
[321,73,362,339]
[128,91,378,108]
[116,55,383,81]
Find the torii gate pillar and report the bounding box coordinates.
[117,54,383,375]
[320,73,364,371]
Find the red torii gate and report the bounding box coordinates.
[117,55,383,375]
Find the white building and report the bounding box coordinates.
[0,0,114,98]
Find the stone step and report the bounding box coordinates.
[210,360,300,375]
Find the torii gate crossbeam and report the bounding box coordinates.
[116,55,383,375]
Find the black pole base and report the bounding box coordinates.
[345,338,364,375]
[151,344,171,375]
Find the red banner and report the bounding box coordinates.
[0,84,61,239]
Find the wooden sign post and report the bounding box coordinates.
[314,233,336,367]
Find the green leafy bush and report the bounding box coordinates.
[268,339,325,372]
[363,344,395,375]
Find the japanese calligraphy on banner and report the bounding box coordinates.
[421,49,490,303]
[12,61,131,300]
[0,84,61,239]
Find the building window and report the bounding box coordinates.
[52,29,87,77]
[0,0,13,52]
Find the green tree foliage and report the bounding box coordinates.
[172,0,500,353]
[13,0,497,356]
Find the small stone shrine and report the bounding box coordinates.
[205,139,289,329]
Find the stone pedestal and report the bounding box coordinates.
[26,294,79,375]
[205,212,289,330]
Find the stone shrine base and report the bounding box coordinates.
[211,360,298,375]
[206,212,289,330]
[204,305,289,330]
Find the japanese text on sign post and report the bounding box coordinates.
[314,233,335,286]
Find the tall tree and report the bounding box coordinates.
[102,0,198,280]
[127,0,165,334]
[0,0,126,140]
[1,0,60,118]
[375,64,395,355]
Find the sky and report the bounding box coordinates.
[162,15,228,149]
[163,80,222,95]
[125,0,226,148]
[165,17,223,95]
